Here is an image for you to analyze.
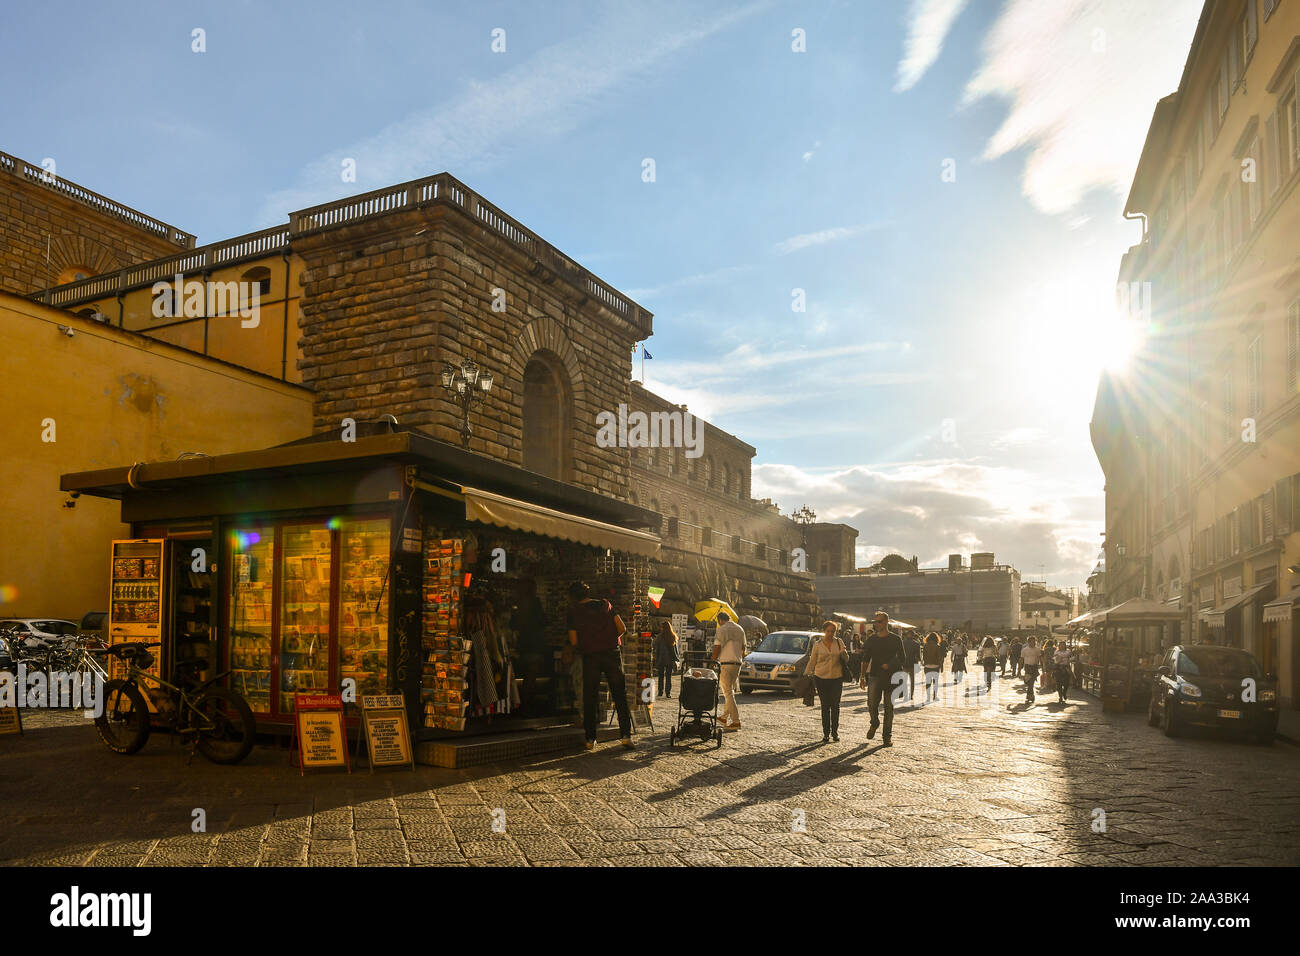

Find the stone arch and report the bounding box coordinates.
[520,349,573,480]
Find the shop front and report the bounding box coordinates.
[1073,599,1182,711]
[63,427,661,740]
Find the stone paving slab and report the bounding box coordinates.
[2,675,1298,866]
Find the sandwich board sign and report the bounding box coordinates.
[357,693,414,772]
[0,699,21,736]
[291,693,350,775]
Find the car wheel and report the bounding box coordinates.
[1147,693,1160,727]
[1161,695,1180,738]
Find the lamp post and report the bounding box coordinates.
[440,359,493,448]
[793,504,816,549]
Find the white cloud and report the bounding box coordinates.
[625,263,754,299]
[894,0,970,92]
[257,3,769,222]
[752,458,1102,586]
[772,222,886,256]
[962,0,1202,215]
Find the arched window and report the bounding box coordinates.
[241,266,273,298]
[56,265,94,285]
[522,352,572,480]
[650,498,659,513]
[704,456,714,489]
[630,491,638,505]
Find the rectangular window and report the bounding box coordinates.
[1278,475,1294,535]
[1248,335,1262,415]
[1246,135,1262,225]
[1220,49,1232,119]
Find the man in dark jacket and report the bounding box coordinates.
[567,581,633,752]
[857,610,907,746]
[902,632,921,700]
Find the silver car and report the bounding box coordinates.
[739,630,818,693]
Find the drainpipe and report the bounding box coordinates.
[281,246,291,381]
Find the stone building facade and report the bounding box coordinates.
[27,169,822,632]
[1,149,194,296]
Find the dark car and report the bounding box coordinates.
[1147,644,1279,744]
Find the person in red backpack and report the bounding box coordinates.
[567,581,634,752]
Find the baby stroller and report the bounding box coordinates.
[669,658,723,748]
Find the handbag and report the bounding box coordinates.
[836,639,852,680]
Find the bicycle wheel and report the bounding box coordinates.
[95,680,150,754]
[193,687,256,764]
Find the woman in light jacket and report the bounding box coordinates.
[805,621,848,743]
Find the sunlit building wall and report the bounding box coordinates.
[1094,0,1300,706]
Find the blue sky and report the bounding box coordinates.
[1,0,1204,588]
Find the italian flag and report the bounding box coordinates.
[646,586,665,609]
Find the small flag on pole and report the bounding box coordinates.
[643,348,653,360]
[647,586,665,608]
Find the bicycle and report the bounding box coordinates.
[93,641,256,764]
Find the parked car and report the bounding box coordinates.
[1147,644,1279,744]
[79,611,108,635]
[1,619,79,669]
[739,630,818,693]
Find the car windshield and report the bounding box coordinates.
[754,633,811,655]
[1178,648,1260,679]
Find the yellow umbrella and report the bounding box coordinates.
[694,598,739,623]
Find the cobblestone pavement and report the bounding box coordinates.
[3,668,1298,866]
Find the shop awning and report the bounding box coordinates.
[1263,587,1300,623]
[1067,610,1094,627]
[1199,583,1271,628]
[1086,598,1183,626]
[459,486,661,559]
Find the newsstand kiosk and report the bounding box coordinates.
[64,427,661,754]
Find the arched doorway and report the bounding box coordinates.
[522,352,571,480]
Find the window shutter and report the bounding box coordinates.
[1262,490,1274,541]
[1262,0,1275,19]
[1278,476,1294,535]
[1220,55,1231,119]
[1288,299,1299,394]
[1246,0,1258,59]
[1266,111,1280,195]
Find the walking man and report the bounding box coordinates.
[903,631,921,701]
[997,636,1009,676]
[858,610,907,747]
[567,581,634,751]
[712,611,746,731]
[1010,637,1023,677]
[1020,636,1042,704]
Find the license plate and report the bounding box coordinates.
[1218,709,1241,719]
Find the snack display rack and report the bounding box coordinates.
[107,539,165,695]
[422,533,469,730]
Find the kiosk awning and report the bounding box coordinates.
[1199,583,1271,628]
[459,486,661,559]
[1263,587,1300,623]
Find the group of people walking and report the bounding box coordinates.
[647,605,1081,752]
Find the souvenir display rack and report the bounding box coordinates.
[230,531,274,713]
[108,539,165,689]
[280,526,332,711]
[422,532,468,730]
[339,518,390,712]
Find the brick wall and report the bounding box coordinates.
[294,204,644,500]
[0,166,189,295]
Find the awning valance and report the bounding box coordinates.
[1199,583,1271,628]
[1263,587,1300,623]
[459,485,661,559]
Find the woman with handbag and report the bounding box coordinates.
[922,632,944,702]
[654,620,680,699]
[805,621,850,743]
[978,636,998,693]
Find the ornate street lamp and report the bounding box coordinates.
[441,358,493,448]
[793,504,816,549]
